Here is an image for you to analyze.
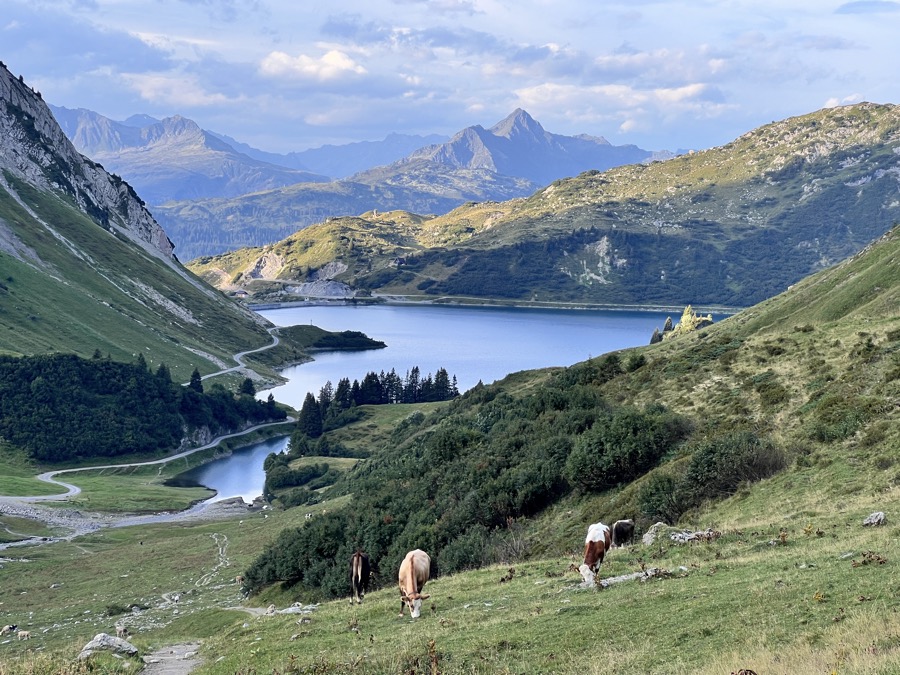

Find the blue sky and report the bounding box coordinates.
[4,0,899,153]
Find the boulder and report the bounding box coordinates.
[863,511,886,526]
[642,522,670,546]
[78,632,138,660]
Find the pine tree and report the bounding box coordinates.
[189,368,204,393]
[297,392,323,438]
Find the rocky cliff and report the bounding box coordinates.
[0,63,177,263]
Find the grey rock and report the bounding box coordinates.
[863,511,886,526]
[78,632,138,660]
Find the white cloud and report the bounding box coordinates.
[259,50,368,81]
[515,81,720,112]
[824,93,863,107]
[119,72,239,107]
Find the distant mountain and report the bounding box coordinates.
[154,167,536,261]
[151,110,664,260]
[391,108,662,185]
[0,65,272,378]
[50,106,330,205]
[209,131,449,179]
[188,103,900,309]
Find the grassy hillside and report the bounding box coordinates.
[190,103,900,308]
[1,227,899,673]
[0,172,273,381]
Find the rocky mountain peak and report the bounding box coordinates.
[489,108,547,142]
[0,63,177,262]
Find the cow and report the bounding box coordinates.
[611,519,635,548]
[579,521,612,585]
[398,549,431,618]
[0,624,17,636]
[350,550,371,605]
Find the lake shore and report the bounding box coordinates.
[249,294,743,316]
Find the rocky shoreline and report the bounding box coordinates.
[0,497,258,553]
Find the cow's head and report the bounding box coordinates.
[402,591,430,618]
[578,563,595,585]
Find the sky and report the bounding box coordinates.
[3,0,899,154]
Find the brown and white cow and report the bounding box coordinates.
[579,521,612,585]
[350,550,371,605]
[611,519,635,548]
[398,549,431,618]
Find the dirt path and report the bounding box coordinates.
[141,642,203,675]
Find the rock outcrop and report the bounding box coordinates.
[0,63,175,263]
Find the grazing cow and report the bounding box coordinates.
[116,625,129,639]
[350,550,371,605]
[398,549,431,618]
[0,624,17,636]
[611,519,635,548]
[579,521,612,585]
[17,630,31,640]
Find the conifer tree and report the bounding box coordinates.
[189,368,204,393]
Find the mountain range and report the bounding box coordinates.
[189,102,900,310]
[0,64,271,379]
[54,107,667,260]
[49,106,332,205]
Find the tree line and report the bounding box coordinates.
[0,352,286,462]
[295,366,459,439]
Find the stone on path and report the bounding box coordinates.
[141,642,203,675]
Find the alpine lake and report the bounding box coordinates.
[178,303,687,503]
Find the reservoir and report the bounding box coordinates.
[256,303,674,409]
[189,303,676,501]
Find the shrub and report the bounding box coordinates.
[626,352,647,372]
[564,405,691,492]
[638,471,689,525]
[682,431,787,505]
[806,393,881,442]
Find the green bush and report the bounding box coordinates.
[564,405,691,492]
[682,431,787,505]
[638,471,688,525]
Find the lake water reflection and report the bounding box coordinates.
[257,304,673,410]
[176,436,289,503]
[189,304,676,501]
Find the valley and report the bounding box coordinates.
[2,57,900,675]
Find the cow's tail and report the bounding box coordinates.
[352,551,362,585]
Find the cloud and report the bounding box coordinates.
[824,93,863,107]
[390,0,478,14]
[119,71,241,107]
[171,0,265,22]
[515,81,724,110]
[3,4,172,76]
[835,1,900,13]
[259,50,368,81]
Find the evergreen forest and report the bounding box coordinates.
[0,352,286,462]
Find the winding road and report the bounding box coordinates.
[0,328,293,547]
